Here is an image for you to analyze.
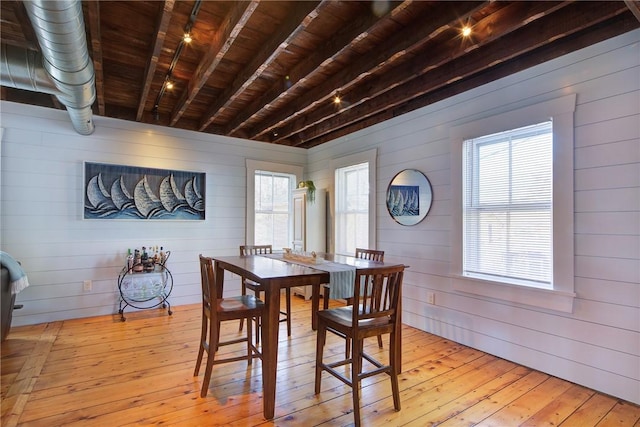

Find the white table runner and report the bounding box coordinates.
[263,254,356,299]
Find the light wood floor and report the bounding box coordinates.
[2,296,639,426]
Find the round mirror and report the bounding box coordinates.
[386,169,433,226]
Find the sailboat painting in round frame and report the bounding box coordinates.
[84,162,205,220]
[386,169,432,226]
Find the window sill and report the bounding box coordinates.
[452,275,576,313]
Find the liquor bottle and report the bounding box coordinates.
[127,248,134,271]
[133,249,143,272]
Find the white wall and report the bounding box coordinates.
[307,29,640,404]
[1,29,638,405]
[0,104,306,325]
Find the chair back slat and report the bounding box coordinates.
[355,248,384,262]
[351,265,404,325]
[240,245,273,256]
[199,255,216,306]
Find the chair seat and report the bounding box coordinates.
[244,280,277,305]
[243,279,262,293]
[317,306,394,337]
[217,295,264,318]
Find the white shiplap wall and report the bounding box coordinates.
[307,29,640,404]
[0,104,306,325]
[1,29,638,406]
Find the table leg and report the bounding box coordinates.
[395,290,402,374]
[261,284,280,419]
[311,282,321,331]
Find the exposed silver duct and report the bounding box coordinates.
[0,0,95,135]
[0,44,58,94]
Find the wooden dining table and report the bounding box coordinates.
[212,255,329,420]
[211,253,405,420]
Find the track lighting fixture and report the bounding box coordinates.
[151,0,202,121]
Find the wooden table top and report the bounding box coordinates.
[212,255,330,286]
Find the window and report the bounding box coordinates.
[451,94,576,312]
[463,121,552,288]
[332,149,377,256]
[246,160,302,248]
[335,162,369,255]
[254,171,294,248]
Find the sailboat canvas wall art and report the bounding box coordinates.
[84,162,205,220]
[387,185,420,217]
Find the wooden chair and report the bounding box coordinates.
[314,264,405,426]
[239,245,292,339]
[194,255,264,398]
[323,248,386,356]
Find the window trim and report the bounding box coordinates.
[334,162,370,255]
[246,159,303,246]
[329,149,377,254]
[450,94,576,313]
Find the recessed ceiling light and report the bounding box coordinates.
[461,26,472,37]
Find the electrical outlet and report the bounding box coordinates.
[427,292,435,305]
[83,280,92,291]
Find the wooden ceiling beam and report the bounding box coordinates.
[624,0,640,22]
[250,1,488,142]
[170,0,260,127]
[304,11,639,148]
[223,0,414,137]
[136,0,175,122]
[197,0,321,131]
[280,1,568,145]
[295,2,630,147]
[10,1,38,50]
[85,1,105,116]
[2,0,637,148]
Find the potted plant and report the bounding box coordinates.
[298,180,316,203]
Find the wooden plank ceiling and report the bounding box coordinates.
[1,1,638,148]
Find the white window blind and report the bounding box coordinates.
[254,171,293,249]
[463,121,553,288]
